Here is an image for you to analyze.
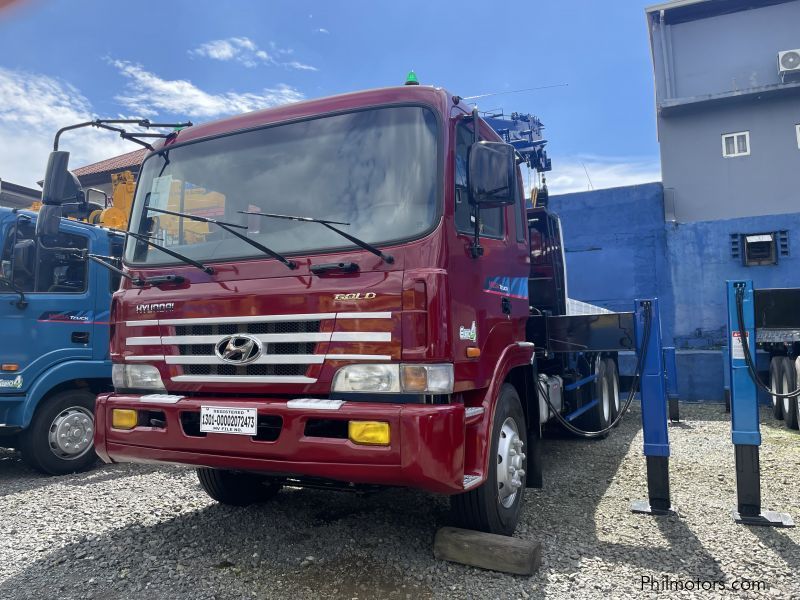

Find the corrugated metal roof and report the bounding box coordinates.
[72,148,146,177]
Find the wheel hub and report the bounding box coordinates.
[49,407,94,459]
[496,417,525,508]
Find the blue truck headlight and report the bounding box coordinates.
[113,364,166,392]
[332,364,453,394]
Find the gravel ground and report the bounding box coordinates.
[1,403,798,600]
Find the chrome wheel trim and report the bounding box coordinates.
[496,417,525,508]
[48,406,94,460]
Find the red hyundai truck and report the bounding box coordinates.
[35,84,636,535]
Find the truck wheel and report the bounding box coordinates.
[579,358,610,437]
[19,389,97,475]
[450,383,526,536]
[197,468,282,506]
[603,358,620,423]
[769,358,784,420]
[780,358,798,430]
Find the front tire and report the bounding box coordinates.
[450,383,526,536]
[197,468,282,506]
[19,389,97,475]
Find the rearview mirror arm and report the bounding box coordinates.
[469,108,484,259]
[0,277,28,310]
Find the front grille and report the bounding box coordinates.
[175,321,321,336]
[177,342,315,357]
[183,364,307,376]
[167,318,326,382]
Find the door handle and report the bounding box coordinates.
[71,331,90,344]
[501,297,511,315]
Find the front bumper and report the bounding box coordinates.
[95,393,466,494]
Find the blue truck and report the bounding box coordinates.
[0,206,122,474]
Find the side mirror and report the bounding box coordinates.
[36,151,84,238]
[468,142,517,208]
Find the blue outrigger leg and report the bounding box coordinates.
[631,298,675,516]
[726,280,793,527]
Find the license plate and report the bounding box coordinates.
[199,406,257,435]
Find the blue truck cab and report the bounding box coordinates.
[0,207,121,474]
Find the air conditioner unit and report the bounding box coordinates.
[778,49,800,79]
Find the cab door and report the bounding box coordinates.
[448,118,529,390]
[0,217,93,396]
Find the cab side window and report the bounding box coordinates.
[0,222,88,294]
[455,123,504,238]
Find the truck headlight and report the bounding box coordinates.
[112,364,166,392]
[332,364,453,394]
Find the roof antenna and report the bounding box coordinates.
[463,83,568,102]
[581,162,594,191]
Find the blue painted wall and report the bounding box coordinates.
[550,183,800,401]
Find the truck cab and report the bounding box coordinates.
[92,85,621,535]
[0,207,119,473]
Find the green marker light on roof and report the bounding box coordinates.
[405,70,419,86]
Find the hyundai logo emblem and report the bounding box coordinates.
[214,334,263,364]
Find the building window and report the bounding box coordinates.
[722,131,750,157]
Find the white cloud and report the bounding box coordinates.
[109,59,305,118]
[189,37,317,71]
[285,61,317,71]
[0,66,141,188]
[314,28,329,34]
[534,155,661,195]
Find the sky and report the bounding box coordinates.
[0,0,662,194]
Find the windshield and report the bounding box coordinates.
[125,106,440,266]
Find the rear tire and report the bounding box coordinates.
[780,357,798,430]
[769,358,784,420]
[603,358,620,424]
[197,468,282,506]
[19,389,97,475]
[450,383,526,536]
[580,358,610,437]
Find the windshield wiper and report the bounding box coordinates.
[84,253,186,287]
[238,211,395,264]
[147,206,296,270]
[125,230,215,275]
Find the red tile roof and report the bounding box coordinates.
[72,148,146,177]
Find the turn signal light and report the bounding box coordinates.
[112,409,138,430]
[348,421,390,446]
[1,363,19,371]
[466,347,481,358]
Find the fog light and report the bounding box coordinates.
[348,421,390,446]
[112,409,138,430]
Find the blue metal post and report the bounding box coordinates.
[726,280,793,527]
[631,298,674,515]
[664,347,679,422]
